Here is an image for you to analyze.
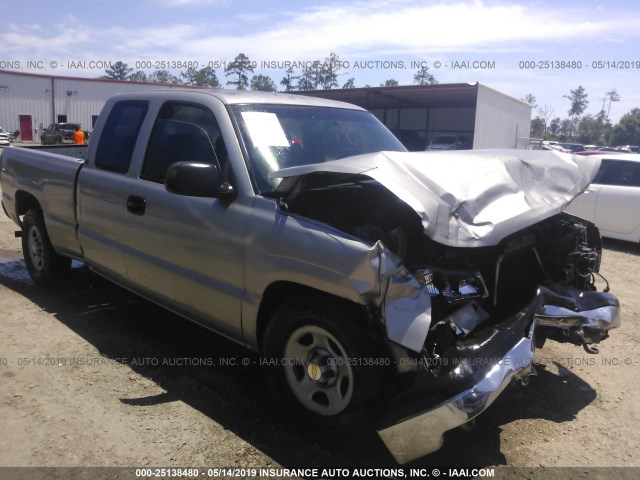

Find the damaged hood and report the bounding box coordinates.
[271,150,601,248]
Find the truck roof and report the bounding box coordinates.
[108,89,365,110]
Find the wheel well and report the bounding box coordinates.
[15,191,42,220]
[256,281,372,351]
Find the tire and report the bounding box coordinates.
[263,297,379,431]
[21,209,71,285]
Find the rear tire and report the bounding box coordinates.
[21,209,71,285]
[263,297,379,431]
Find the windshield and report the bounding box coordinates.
[230,104,406,193]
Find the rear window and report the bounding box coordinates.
[95,101,149,174]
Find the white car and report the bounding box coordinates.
[0,127,10,146]
[565,154,640,242]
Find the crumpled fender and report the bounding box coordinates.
[365,241,432,352]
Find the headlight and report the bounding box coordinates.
[413,268,489,305]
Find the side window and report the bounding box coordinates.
[95,100,149,174]
[595,160,640,187]
[141,102,228,183]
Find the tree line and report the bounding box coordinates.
[103,54,639,147]
[525,87,639,147]
[103,52,438,92]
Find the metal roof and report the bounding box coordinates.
[294,83,482,109]
[107,88,365,109]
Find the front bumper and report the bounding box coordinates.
[535,284,620,348]
[376,286,620,464]
[378,322,535,464]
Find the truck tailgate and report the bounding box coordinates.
[1,147,84,258]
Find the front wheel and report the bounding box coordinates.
[263,298,379,430]
[21,209,71,285]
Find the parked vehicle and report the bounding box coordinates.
[0,90,620,463]
[558,143,585,153]
[40,123,82,145]
[565,154,640,243]
[425,134,470,150]
[0,127,10,146]
[576,150,624,156]
[616,145,640,153]
[537,144,569,153]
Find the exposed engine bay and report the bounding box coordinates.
[279,173,618,375]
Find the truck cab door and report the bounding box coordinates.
[118,101,248,340]
[77,100,150,281]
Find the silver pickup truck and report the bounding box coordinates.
[0,90,620,463]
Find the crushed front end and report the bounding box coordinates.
[372,213,620,463]
[271,150,620,463]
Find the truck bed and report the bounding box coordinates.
[18,144,88,160]
[1,146,85,258]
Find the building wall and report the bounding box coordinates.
[0,71,188,140]
[427,107,476,144]
[370,106,477,150]
[1,72,532,150]
[474,84,532,149]
[0,73,52,138]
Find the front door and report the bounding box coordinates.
[119,101,247,339]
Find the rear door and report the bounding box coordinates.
[76,100,149,280]
[593,159,640,236]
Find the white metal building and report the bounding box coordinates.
[299,83,533,150]
[0,70,190,142]
[0,70,531,150]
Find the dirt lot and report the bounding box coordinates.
[1,172,639,478]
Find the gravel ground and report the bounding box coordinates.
[1,170,639,479]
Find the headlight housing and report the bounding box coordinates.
[413,268,489,306]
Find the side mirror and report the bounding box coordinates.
[165,162,234,198]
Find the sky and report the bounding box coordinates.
[1,0,639,123]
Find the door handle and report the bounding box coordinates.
[127,195,146,216]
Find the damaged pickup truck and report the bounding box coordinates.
[0,90,620,463]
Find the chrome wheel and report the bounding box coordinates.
[27,226,45,272]
[283,325,354,416]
